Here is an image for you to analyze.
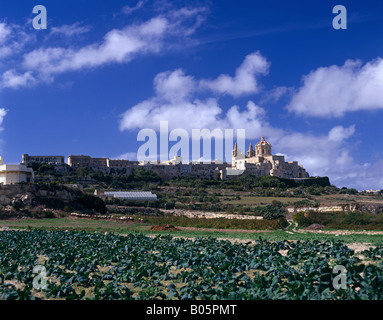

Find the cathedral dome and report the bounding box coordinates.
[256,136,271,146]
[255,136,271,156]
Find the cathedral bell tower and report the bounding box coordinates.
[232,142,238,157]
[247,143,255,158]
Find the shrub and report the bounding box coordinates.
[77,194,107,214]
[41,210,55,218]
[293,199,316,208]
[12,200,24,211]
[339,187,358,195]
[293,211,312,227]
[293,211,383,230]
[256,202,286,220]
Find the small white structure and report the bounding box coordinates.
[0,156,34,185]
[94,190,158,201]
[139,156,182,166]
[162,156,182,165]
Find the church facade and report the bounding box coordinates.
[230,136,309,179]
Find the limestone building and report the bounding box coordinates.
[22,154,65,166]
[67,155,138,169]
[0,156,34,185]
[230,136,309,179]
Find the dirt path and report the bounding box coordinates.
[283,220,298,234]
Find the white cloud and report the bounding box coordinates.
[0,22,35,60]
[168,7,208,37]
[120,97,224,133]
[328,125,355,142]
[0,108,7,133]
[200,51,270,97]
[0,70,36,89]
[0,108,6,124]
[270,125,383,190]
[50,22,92,37]
[23,17,168,77]
[154,69,196,102]
[111,152,137,161]
[0,7,206,88]
[152,52,271,101]
[119,53,278,137]
[224,101,282,139]
[121,98,275,140]
[122,1,145,15]
[0,23,11,44]
[260,86,293,104]
[288,58,383,117]
[273,126,355,176]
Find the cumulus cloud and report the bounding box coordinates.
[121,98,279,139]
[288,58,383,117]
[153,69,196,102]
[120,53,277,137]
[120,97,223,133]
[148,51,270,102]
[266,124,380,190]
[200,51,270,97]
[274,126,355,175]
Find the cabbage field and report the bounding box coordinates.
[0,229,382,300]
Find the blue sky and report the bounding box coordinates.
[0,0,383,190]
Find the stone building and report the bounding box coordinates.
[0,156,34,185]
[22,154,65,166]
[228,136,309,179]
[67,155,138,170]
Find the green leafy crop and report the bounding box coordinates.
[0,230,381,300]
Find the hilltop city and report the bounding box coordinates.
[1,136,309,185]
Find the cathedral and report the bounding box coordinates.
[230,136,309,179]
